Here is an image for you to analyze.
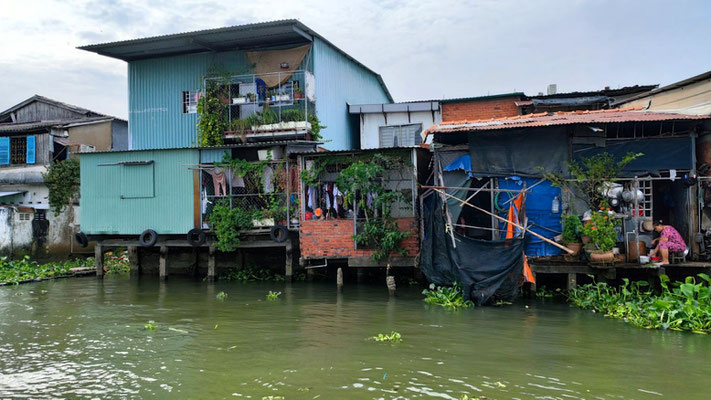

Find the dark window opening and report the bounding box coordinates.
[10,137,26,164]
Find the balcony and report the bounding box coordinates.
[202,70,317,143]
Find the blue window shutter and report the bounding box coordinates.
[0,137,9,165]
[26,136,36,164]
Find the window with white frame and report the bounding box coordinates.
[182,90,199,114]
[378,124,422,148]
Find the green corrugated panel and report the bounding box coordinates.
[312,38,391,150]
[80,148,199,235]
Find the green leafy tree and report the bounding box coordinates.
[541,152,642,210]
[42,158,80,216]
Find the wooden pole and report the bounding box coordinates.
[432,187,575,254]
[95,243,104,277]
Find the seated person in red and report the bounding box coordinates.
[649,220,686,265]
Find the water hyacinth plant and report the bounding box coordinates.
[568,274,711,334]
[370,331,402,342]
[0,256,93,285]
[216,291,228,300]
[266,291,281,301]
[422,283,474,309]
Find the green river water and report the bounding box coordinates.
[0,276,709,399]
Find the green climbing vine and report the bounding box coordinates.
[197,80,228,147]
[208,199,260,252]
[42,158,80,216]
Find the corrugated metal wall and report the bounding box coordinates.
[312,38,391,150]
[80,148,199,235]
[128,51,251,150]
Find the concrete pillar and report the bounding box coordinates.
[336,267,343,291]
[567,273,577,291]
[285,240,293,282]
[207,246,216,282]
[128,246,139,275]
[529,272,537,298]
[386,275,396,296]
[95,243,104,277]
[159,245,168,280]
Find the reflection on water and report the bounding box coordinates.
[0,276,709,399]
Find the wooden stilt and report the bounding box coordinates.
[95,243,104,277]
[207,245,216,282]
[285,239,293,282]
[159,245,168,280]
[529,272,537,298]
[336,267,343,290]
[128,246,139,275]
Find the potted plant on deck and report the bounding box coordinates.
[561,214,583,256]
[583,207,618,264]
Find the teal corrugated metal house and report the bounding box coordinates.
[77,20,393,238]
[79,19,392,151]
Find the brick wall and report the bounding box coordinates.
[441,97,521,122]
[299,218,419,259]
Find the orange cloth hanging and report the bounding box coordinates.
[505,192,535,284]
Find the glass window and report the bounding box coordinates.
[378,124,422,148]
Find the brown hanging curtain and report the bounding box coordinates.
[246,44,311,88]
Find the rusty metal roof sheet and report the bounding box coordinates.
[429,108,710,134]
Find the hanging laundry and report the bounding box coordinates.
[201,188,211,214]
[210,168,227,196]
[332,185,343,213]
[307,186,318,210]
[229,167,245,188]
[262,166,275,193]
[323,184,331,209]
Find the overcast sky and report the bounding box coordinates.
[1,0,710,119]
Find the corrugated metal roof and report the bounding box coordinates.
[0,116,116,133]
[349,101,439,114]
[79,19,392,103]
[618,71,711,105]
[76,140,321,155]
[0,95,110,121]
[429,108,710,134]
[439,92,525,104]
[292,145,424,156]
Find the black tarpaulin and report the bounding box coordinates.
[467,127,569,176]
[419,193,524,305]
[573,136,693,176]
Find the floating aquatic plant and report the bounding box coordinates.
[144,321,156,330]
[266,291,281,301]
[568,274,711,334]
[216,291,228,300]
[370,331,402,343]
[422,283,474,309]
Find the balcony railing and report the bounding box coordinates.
[203,70,316,142]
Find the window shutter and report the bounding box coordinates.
[25,136,36,164]
[0,137,9,165]
[379,126,395,148]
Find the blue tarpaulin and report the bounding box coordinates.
[498,177,562,257]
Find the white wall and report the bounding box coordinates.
[360,110,441,149]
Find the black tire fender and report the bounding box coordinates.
[74,232,89,248]
[139,229,158,247]
[270,225,288,243]
[187,228,206,247]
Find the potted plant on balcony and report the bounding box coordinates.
[293,86,303,100]
[583,207,618,264]
[246,93,256,103]
[561,213,583,256]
